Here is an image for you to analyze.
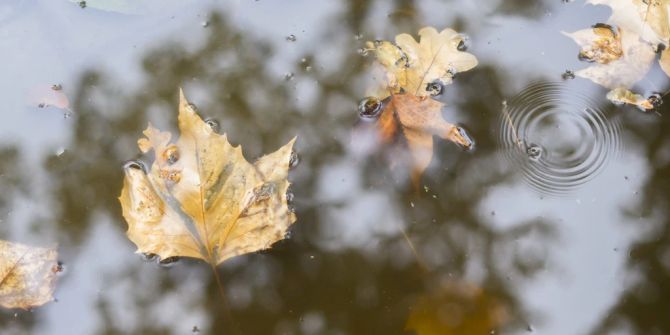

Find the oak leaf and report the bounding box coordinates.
[119,90,297,266]
[363,27,477,185]
[366,27,478,97]
[0,240,59,310]
[563,25,656,89]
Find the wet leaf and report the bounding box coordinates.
[366,27,478,97]
[27,85,71,111]
[376,94,473,186]
[0,240,59,310]
[564,27,655,89]
[588,0,670,45]
[119,90,297,266]
[406,281,508,335]
[606,87,655,109]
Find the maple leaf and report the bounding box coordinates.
[366,27,478,97]
[563,25,656,89]
[362,27,477,185]
[588,0,670,46]
[119,90,297,266]
[0,240,59,310]
[405,281,508,335]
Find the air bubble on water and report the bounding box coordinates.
[123,160,148,173]
[286,187,294,203]
[358,97,383,119]
[284,72,295,81]
[53,261,65,275]
[289,150,300,169]
[55,147,66,157]
[158,256,180,267]
[425,80,444,96]
[201,21,210,28]
[561,70,575,80]
[51,84,62,91]
[140,253,158,262]
[647,92,663,110]
[205,118,220,132]
[164,145,180,165]
[63,111,72,119]
[286,34,297,42]
[526,143,543,161]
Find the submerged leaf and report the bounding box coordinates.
[376,94,474,185]
[119,90,297,266]
[367,27,478,97]
[606,87,656,109]
[406,281,508,335]
[564,27,655,89]
[0,240,59,310]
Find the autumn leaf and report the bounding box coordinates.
[119,89,297,266]
[372,94,473,185]
[563,25,656,89]
[362,27,477,185]
[0,240,59,310]
[366,27,478,97]
[588,0,670,46]
[406,281,508,335]
[606,87,659,110]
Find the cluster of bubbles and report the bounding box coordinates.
[498,82,622,195]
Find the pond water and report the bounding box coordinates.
[1,0,669,334]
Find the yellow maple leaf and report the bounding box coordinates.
[366,27,478,97]
[119,90,297,266]
[0,240,59,310]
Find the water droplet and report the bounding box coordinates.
[163,145,180,165]
[201,21,210,28]
[647,92,663,110]
[158,256,180,267]
[561,70,575,80]
[285,34,297,42]
[453,126,475,151]
[286,187,294,203]
[457,35,470,51]
[123,160,148,173]
[289,150,300,169]
[358,97,383,119]
[53,261,65,274]
[284,72,295,81]
[205,118,220,132]
[51,84,62,91]
[425,80,444,96]
[140,253,158,262]
[526,143,543,161]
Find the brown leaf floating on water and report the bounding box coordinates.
[606,87,656,110]
[119,89,297,266]
[0,240,59,310]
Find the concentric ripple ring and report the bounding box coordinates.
[498,82,622,195]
